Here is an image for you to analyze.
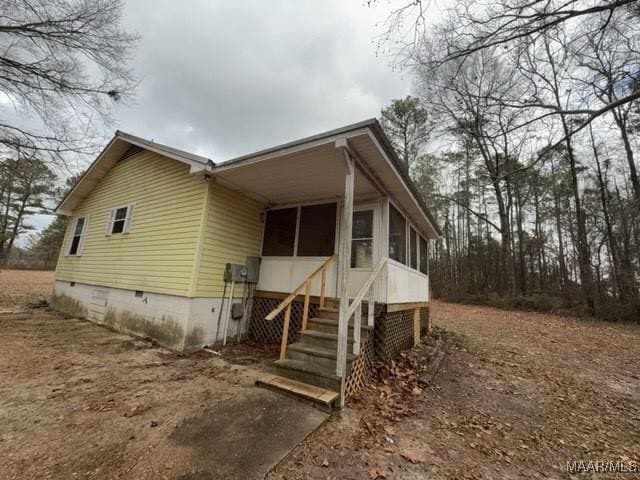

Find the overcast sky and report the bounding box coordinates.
[114,0,410,160]
[26,0,412,240]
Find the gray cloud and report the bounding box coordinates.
[18,1,410,242]
[113,0,409,160]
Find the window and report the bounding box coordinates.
[107,205,134,235]
[388,204,406,263]
[409,227,417,269]
[262,207,297,256]
[419,236,429,274]
[351,210,373,268]
[297,203,336,256]
[68,216,87,255]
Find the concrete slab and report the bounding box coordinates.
[166,387,328,480]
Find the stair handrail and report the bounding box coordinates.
[337,256,388,374]
[265,255,336,360]
[346,257,387,320]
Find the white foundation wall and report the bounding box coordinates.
[53,280,251,352]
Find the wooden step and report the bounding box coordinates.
[317,307,339,320]
[274,358,342,392]
[307,317,371,335]
[300,329,369,350]
[288,342,357,372]
[256,374,338,407]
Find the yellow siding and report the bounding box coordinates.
[194,182,265,297]
[55,151,208,296]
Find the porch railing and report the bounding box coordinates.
[265,255,336,360]
[336,256,388,375]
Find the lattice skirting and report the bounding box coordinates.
[374,308,415,363]
[247,295,319,344]
[249,295,422,399]
[344,332,375,399]
[419,305,430,335]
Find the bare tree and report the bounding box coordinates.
[375,0,640,137]
[415,47,531,294]
[574,14,640,201]
[0,0,138,164]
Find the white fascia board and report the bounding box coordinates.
[213,128,370,173]
[365,130,440,239]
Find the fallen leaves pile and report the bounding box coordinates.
[353,338,446,452]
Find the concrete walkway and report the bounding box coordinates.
[129,387,328,480]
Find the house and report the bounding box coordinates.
[53,118,440,405]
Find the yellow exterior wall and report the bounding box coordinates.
[193,182,265,297]
[56,151,208,296]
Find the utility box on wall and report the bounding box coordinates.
[245,256,260,283]
[224,263,247,283]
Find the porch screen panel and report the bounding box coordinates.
[296,203,337,256]
[351,210,373,268]
[388,204,406,263]
[409,227,417,269]
[262,207,297,256]
[419,236,429,274]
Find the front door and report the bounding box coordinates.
[347,204,380,297]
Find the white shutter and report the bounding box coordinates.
[106,208,115,235]
[124,204,134,233]
[78,216,89,255]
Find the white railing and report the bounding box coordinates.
[336,257,388,376]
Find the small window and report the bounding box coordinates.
[107,205,134,235]
[68,216,87,255]
[296,203,336,256]
[351,210,373,268]
[419,236,429,274]
[134,290,144,298]
[409,227,417,269]
[262,207,297,256]
[388,204,406,264]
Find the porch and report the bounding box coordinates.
[211,120,439,406]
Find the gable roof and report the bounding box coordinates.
[56,120,441,237]
[55,131,214,215]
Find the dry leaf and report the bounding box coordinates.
[369,467,386,479]
[400,450,424,464]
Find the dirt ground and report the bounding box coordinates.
[2,270,639,479]
[268,303,640,480]
[0,270,327,480]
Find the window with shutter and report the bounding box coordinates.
[108,205,134,235]
[69,216,87,255]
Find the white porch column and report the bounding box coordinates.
[336,141,354,380]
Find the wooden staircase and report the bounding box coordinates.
[283,307,369,383]
[258,306,370,407]
[256,255,386,409]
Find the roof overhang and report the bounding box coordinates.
[214,119,441,239]
[56,119,441,238]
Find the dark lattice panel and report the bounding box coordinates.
[374,309,415,362]
[419,305,430,335]
[345,332,374,399]
[247,296,319,344]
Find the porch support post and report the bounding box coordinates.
[336,141,354,382]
